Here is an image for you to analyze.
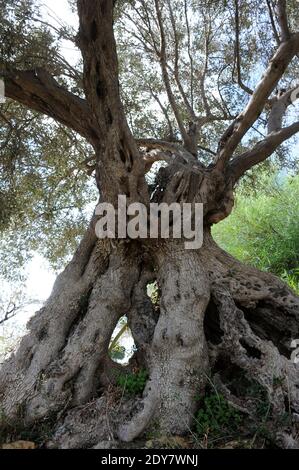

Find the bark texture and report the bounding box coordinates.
[118,244,210,441]
[1,0,299,450]
[1,228,298,448]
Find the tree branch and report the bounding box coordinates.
[275,0,291,43]
[214,32,299,171]
[166,0,195,119]
[200,17,212,115]
[148,88,175,139]
[154,0,192,153]
[0,302,18,326]
[1,67,99,145]
[184,0,194,109]
[234,0,253,95]
[136,138,196,163]
[266,0,280,45]
[267,86,298,133]
[230,121,299,181]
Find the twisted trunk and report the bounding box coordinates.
[2,0,299,451]
[118,243,210,441]
[1,225,298,448]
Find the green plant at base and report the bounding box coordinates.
[195,393,242,441]
[116,368,148,396]
[281,268,299,295]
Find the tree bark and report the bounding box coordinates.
[1,226,298,448]
[0,232,140,425]
[1,0,299,450]
[118,243,210,441]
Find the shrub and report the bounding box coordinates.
[213,173,299,293]
[195,393,242,440]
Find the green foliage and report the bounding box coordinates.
[195,393,242,441]
[116,368,148,396]
[213,173,299,293]
[246,381,271,418]
[0,0,94,279]
[281,268,299,295]
[0,100,97,278]
[110,344,126,362]
[243,380,292,446]
[108,317,131,363]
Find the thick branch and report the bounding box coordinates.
[1,68,99,145]
[76,0,147,203]
[267,87,297,133]
[230,121,299,181]
[214,32,299,171]
[136,138,196,163]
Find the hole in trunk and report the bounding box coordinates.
[213,356,267,402]
[146,281,160,314]
[239,338,262,359]
[108,316,135,365]
[204,298,224,345]
[240,301,298,358]
[213,356,247,395]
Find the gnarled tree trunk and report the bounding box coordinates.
[1,0,299,450]
[1,226,299,448]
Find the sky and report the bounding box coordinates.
[0,255,56,361]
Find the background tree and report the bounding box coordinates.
[0,0,299,448]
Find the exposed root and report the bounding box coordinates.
[211,285,299,414]
[198,234,299,446]
[0,237,141,426]
[46,396,113,449]
[0,224,108,421]
[24,249,140,421]
[47,393,145,449]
